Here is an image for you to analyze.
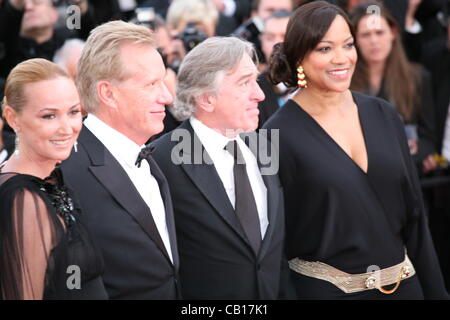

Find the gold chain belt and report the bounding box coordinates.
[288,254,415,294]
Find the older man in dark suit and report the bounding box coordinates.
[152,36,292,299]
[60,21,179,299]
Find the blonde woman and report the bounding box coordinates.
[0,59,106,300]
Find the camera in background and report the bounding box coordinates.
[175,22,208,53]
[231,16,264,42]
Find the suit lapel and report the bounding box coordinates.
[146,155,180,270]
[79,127,173,265]
[259,172,280,258]
[176,122,247,240]
[244,133,281,259]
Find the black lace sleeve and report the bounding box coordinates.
[0,173,63,300]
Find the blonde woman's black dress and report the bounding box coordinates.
[0,167,107,300]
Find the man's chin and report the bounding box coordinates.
[148,124,165,139]
[245,119,259,132]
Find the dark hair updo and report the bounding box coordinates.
[268,1,354,88]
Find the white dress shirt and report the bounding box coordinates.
[0,149,8,164]
[84,114,173,263]
[190,117,269,238]
[441,102,450,161]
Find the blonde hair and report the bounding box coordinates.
[76,20,157,113]
[2,58,69,115]
[166,0,219,32]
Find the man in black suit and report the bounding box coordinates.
[152,36,292,299]
[60,20,179,299]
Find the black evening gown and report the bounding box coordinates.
[0,167,108,300]
[262,91,449,299]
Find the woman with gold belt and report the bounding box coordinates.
[263,1,448,299]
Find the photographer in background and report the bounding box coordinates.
[257,9,292,128]
[211,0,252,35]
[0,0,91,80]
[160,0,217,76]
[0,0,92,153]
[135,0,170,18]
[152,15,178,95]
[166,0,218,38]
[232,0,295,63]
[153,14,182,138]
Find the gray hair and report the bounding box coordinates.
[173,36,257,120]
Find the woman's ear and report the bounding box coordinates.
[390,24,398,41]
[2,105,20,132]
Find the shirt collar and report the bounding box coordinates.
[84,114,145,169]
[189,116,238,155]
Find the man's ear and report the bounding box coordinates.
[97,81,118,109]
[196,93,216,113]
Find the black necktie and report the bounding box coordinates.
[135,145,155,168]
[225,140,262,254]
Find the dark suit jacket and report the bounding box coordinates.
[257,72,281,129]
[151,120,291,299]
[60,125,180,299]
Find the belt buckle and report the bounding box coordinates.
[374,265,410,295]
[400,266,411,279]
[365,275,377,289]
